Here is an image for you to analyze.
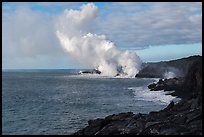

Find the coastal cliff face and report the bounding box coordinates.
[135,55,202,78]
[148,56,202,99]
[73,56,202,135]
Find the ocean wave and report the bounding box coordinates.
[128,86,179,105]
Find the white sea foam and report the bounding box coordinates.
[67,73,136,79]
[128,86,179,105]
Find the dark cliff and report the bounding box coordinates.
[147,56,202,99]
[136,55,202,78]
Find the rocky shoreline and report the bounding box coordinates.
[73,56,202,135]
[74,95,202,135]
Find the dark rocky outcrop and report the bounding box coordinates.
[73,56,202,135]
[136,55,201,78]
[74,94,202,135]
[148,77,183,91]
[180,58,202,97]
[147,56,202,99]
[79,69,101,74]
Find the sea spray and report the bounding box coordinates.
[56,3,142,77]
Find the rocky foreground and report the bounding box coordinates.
[73,56,202,135]
[74,96,202,135]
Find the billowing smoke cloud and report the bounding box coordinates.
[56,3,142,77]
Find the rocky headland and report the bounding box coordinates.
[73,55,202,135]
[135,55,201,78]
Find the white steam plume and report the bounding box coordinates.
[164,72,176,79]
[56,3,142,77]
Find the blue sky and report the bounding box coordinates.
[136,43,202,62]
[2,2,202,69]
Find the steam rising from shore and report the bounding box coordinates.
[56,3,141,77]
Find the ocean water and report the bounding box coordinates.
[2,69,177,135]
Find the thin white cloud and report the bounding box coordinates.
[2,5,72,69]
[94,2,202,48]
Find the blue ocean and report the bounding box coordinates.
[2,69,177,135]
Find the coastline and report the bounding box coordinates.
[73,56,202,135]
[73,95,202,135]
